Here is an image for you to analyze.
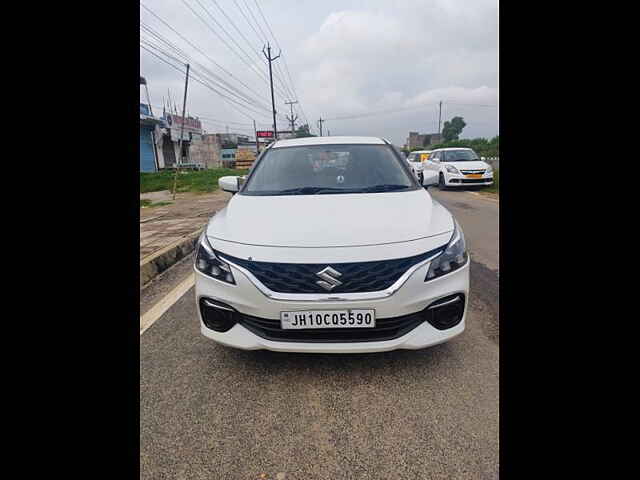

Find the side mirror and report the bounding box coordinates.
[422,171,438,189]
[219,176,240,194]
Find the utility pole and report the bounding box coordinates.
[438,101,443,135]
[253,119,260,154]
[172,63,190,200]
[262,43,281,139]
[285,100,298,136]
[318,116,324,137]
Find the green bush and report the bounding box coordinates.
[429,136,499,158]
[140,168,249,194]
[480,169,499,194]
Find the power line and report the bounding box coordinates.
[180,0,288,102]
[140,1,273,105]
[140,37,273,115]
[139,21,277,113]
[249,0,313,132]
[445,102,498,107]
[324,103,440,122]
[144,103,274,134]
[207,0,295,102]
[140,43,273,122]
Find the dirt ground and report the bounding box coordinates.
[140,190,232,260]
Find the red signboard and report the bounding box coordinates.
[256,130,274,138]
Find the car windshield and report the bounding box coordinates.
[442,149,480,162]
[241,144,418,196]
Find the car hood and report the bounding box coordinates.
[206,189,454,248]
[442,160,489,170]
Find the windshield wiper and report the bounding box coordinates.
[275,186,344,195]
[360,184,411,193]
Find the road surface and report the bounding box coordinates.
[140,187,499,479]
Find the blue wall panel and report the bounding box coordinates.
[140,126,157,172]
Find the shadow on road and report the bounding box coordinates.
[200,338,462,380]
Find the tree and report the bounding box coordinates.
[441,116,466,142]
[429,135,499,158]
[295,124,315,138]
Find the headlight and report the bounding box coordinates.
[195,232,236,284]
[486,165,493,174]
[425,220,468,281]
[445,165,459,174]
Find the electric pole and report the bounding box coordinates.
[318,116,324,137]
[262,43,281,139]
[285,100,298,136]
[253,119,260,154]
[438,100,443,135]
[172,63,189,200]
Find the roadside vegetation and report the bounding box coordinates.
[479,169,499,194]
[408,136,499,159]
[140,168,249,194]
[140,199,174,208]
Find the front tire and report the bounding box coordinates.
[438,173,447,190]
[418,172,424,185]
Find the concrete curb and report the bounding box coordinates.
[140,228,204,288]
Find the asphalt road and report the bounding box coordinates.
[140,188,499,480]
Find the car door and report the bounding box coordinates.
[426,151,439,172]
[406,153,417,176]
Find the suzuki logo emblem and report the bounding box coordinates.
[315,266,343,291]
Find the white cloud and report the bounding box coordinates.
[140,0,498,143]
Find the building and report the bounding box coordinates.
[140,103,166,172]
[156,113,204,167]
[406,131,443,150]
[221,147,236,167]
[189,134,222,169]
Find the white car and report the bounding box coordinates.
[405,150,433,184]
[194,136,469,353]
[422,147,494,189]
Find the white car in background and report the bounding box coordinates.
[194,136,469,353]
[405,150,432,185]
[423,148,494,189]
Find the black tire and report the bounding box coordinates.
[438,173,447,190]
[418,172,424,185]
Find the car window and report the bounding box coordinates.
[242,144,418,196]
[442,149,479,162]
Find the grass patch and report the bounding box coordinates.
[479,169,499,194]
[140,168,249,194]
[140,199,173,208]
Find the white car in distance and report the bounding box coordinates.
[195,136,469,353]
[405,150,432,185]
[423,147,494,189]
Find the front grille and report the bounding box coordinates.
[460,169,486,174]
[238,311,426,343]
[461,178,491,184]
[217,245,446,294]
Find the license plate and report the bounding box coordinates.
[466,174,483,179]
[280,309,376,329]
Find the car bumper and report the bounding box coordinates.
[444,172,493,186]
[195,256,469,353]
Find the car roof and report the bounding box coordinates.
[271,136,386,148]
[433,147,473,151]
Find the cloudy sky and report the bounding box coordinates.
[140,0,498,146]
